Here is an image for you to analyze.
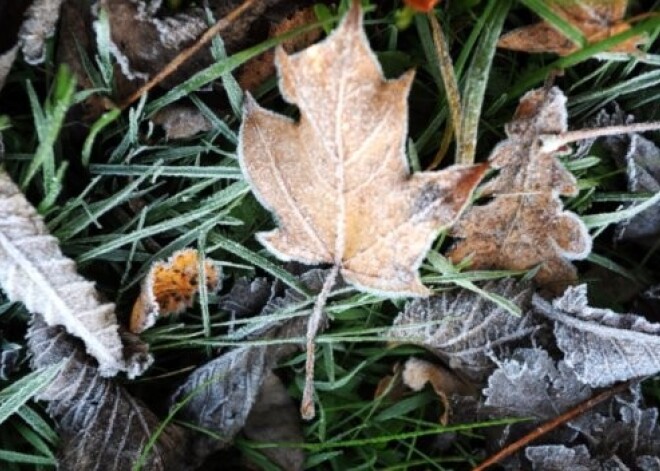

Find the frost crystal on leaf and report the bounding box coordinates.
[389,279,536,380]
[483,347,592,420]
[525,445,600,471]
[0,170,150,377]
[534,285,660,387]
[27,316,187,471]
[449,87,592,293]
[238,3,486,296]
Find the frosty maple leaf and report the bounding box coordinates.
[239,3,485,296]
[498,0,645,55]
[448,87,592,292]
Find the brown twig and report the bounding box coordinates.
[472,381,632,471]
[118,0,258,110]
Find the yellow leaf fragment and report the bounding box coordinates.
[130,249,221,333]
[498,0,645,55]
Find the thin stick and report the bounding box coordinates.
[300,264,339,420]
[540,122,660,152]
[118,0,258,110]
[472,381,632,471]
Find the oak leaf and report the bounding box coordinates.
[497,0,645,56]
[448,87,592,292]
[238,3,486,296]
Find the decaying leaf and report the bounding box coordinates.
[533,284,660,387]
[0,339,21,380]
[483,347,592,421]
[19,0,65,64]
[449,87,592,292]
[0,45,17,91]
[592,107,660,245]
[498,0,645,55]
[243,372,305,471]
[389,279,536,381]
[0,170,151,377]
[130,249,221,333]
[151,105,213,140]
[239,3,486,296]
[525,445,600,471]
[524,385,660,469]
[27,315,190,471]
[171,270,327,462]
[402,357,474,424]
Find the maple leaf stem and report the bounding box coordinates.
[540,122,660,152]
[301,264,340,420]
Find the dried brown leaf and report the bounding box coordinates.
[151,105,213,140]
[0,170,151,377]
[448,87,591,292]
[239,4,486,296]
[498,0,644,55]
[402,357,474,424]
[130,249,221,333]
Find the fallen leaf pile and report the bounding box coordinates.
[498,0,645,55]
[448,86,592,292]
[3,0,660,469]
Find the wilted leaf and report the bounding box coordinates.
[449,87,592,292]
[0,340,21,380]
[483,347,592,420]
[151,105,213,140]
[243,372,304,471]
[239,3,486,295]
[498,0,644,55]
[171,270,326,463]
[0,170,151,377]
[593,108,660,245]
[525,445,600,471]
[19,0,65,64]
[28,315,190,471]
[533,284,660,387]
[219,277,274,320]
[401,357,474,424]
[389,279,536,380]
[0,45,17,91]
[130,249,221,333]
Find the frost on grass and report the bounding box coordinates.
[389,279,536,380]
[171,270,327,464]
[534,285,660,387]
[27,316,189,471]
[0,170,151,377]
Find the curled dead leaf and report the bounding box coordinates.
[130,249,221,333]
